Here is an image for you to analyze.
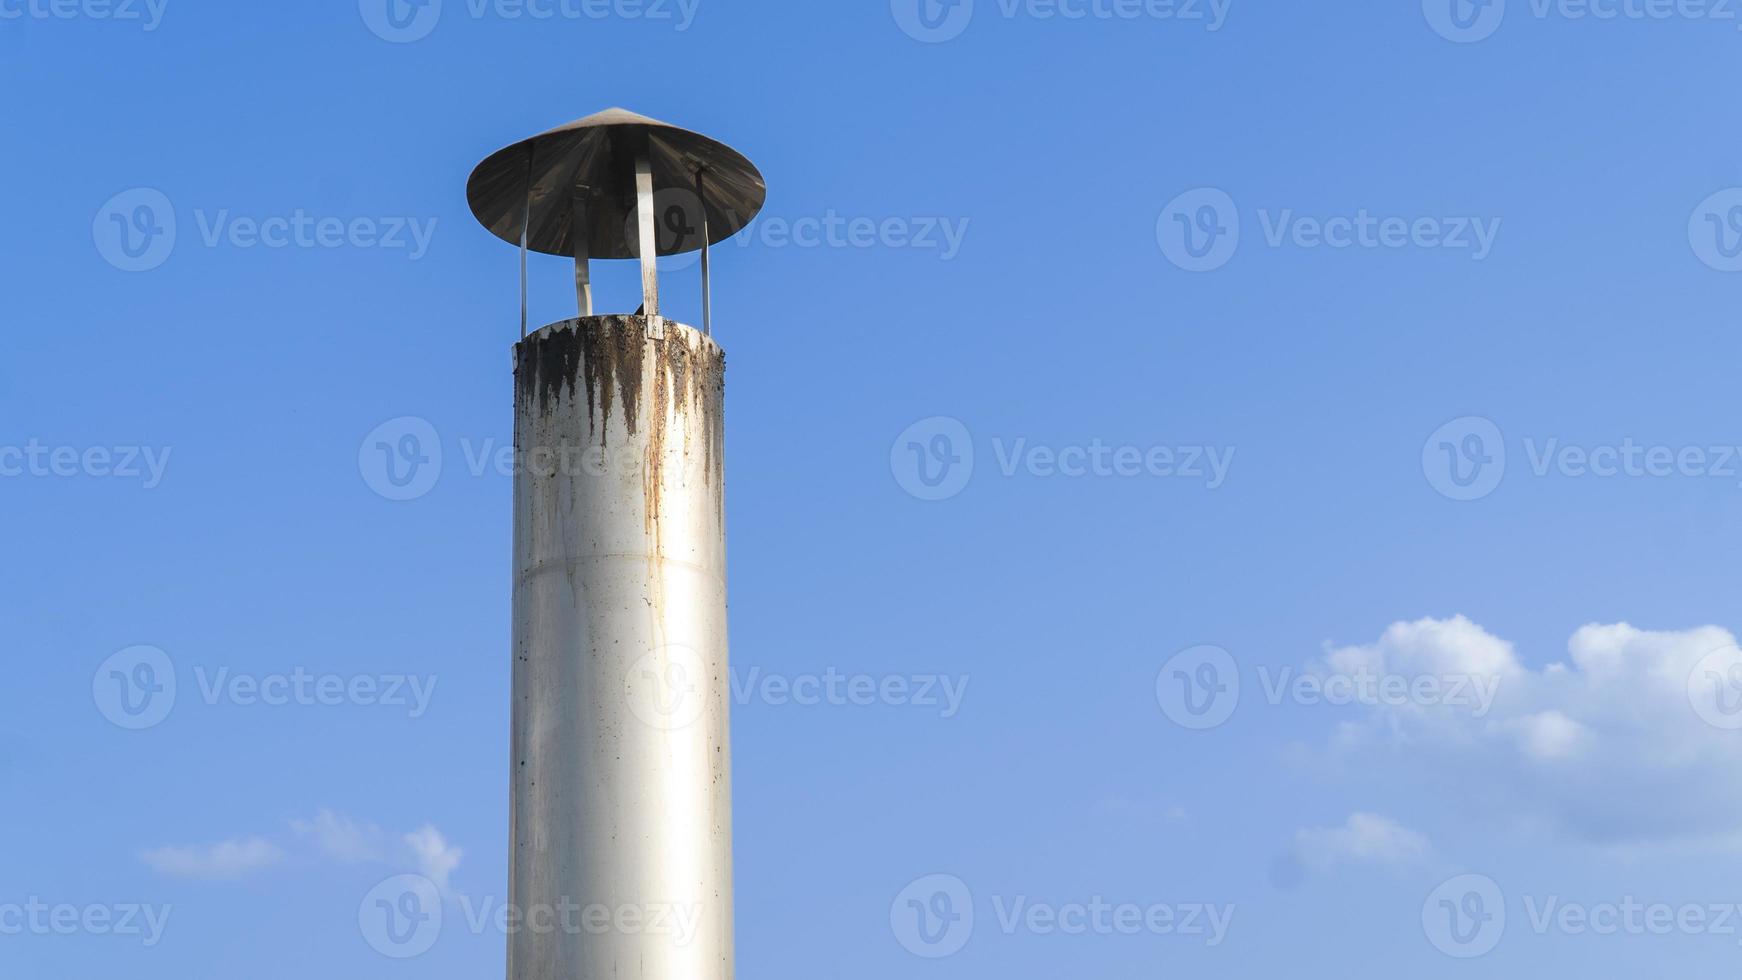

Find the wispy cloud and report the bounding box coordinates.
[138,837,285,879]
[1294,813,1431,870]
[405,825,463,894]
[291,809,385,863]
[140,812,462,888]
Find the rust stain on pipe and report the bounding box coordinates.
[514,315,727,535]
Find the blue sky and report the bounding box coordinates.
[6,0,1742,976]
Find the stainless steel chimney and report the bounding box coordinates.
[467,108,765,979]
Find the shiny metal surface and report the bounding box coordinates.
[510,315,733,979]
[571,172,592,317]
[469,107,767,259]
[635,151,661,316]
[697,169,713,335]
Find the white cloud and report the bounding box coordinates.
[138,837,285,879]
[1505,710,1591,762]
[405,825,463,894]
[141,813,463,890]
[1314,618,1742,849]
[1294,813,1431,869]
[291,809,385,863]
[1324,615,1524,688]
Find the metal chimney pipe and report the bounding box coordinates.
[467,109,765,980]
[511,314,732,977]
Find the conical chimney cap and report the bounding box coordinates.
[466,108,766,260]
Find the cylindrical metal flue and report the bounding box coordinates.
[509,314,732,978]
